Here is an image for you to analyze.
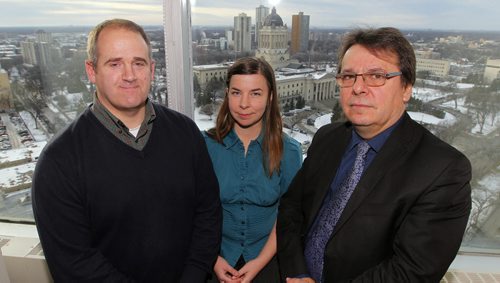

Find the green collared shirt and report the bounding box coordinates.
[90,94,156,150]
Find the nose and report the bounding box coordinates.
[239,93,249,108]
[122,64,136,82]
[352,74,367,95]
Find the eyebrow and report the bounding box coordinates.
[341,67,386,73]
[103,57,148,65]
[229,87,263,92]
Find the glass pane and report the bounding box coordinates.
[0,0,164,223]
[190,1,500,253]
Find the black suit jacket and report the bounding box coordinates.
[277,113,471,283]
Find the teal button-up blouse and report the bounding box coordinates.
[203,129,302,266]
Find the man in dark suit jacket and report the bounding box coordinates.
[277,27,471,283]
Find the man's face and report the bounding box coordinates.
[339,44,412,139]
[85,27,154,117]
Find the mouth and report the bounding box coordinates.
[236,112,253,119]
[350,102,371,108]
[120,86,139,90]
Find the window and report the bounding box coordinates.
[0,0,165,224]
[189,0,500,258]
[0,0,499,272]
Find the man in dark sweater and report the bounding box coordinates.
[31,19,222,282]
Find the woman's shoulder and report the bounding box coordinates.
[201,130,216,144]
[282,133,302,153]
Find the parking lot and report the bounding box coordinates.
[0,111,36,151]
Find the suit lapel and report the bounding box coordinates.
[331,114,423,236]
[305,123,352,229]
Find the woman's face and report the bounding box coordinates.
[227,73,270,135]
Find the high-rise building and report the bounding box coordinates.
[0,64,13,109]
[21,30,54,67]
[35,42,52,67]
[234,13,252,52]
[255,5,270,48]
[21,41,37,65]
[255,7,289,70]
[291,12,310,55]
[35,30,53,44]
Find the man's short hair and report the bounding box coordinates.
[86,18,152,67]
[337,27,416,88]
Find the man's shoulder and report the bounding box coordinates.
[46,111,88,142]
[402,115,470,165]
[37,110,94,163]
[314,121,350,141]
[152,103,197,128]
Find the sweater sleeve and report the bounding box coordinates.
[179,123,222,282]
[32,145,134,282]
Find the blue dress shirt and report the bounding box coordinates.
[203,129,302,266]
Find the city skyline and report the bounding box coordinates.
[0,0,499,31]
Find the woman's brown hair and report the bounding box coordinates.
[207,57,283,176]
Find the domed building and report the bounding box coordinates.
[256,7,290,70]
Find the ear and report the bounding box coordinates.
[150,60,156,80]
[85,60,96,84]
[402,84,412,103]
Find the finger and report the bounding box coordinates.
[225,267,240,278]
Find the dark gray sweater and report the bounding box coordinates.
[32,104,222,282]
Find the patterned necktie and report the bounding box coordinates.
[304,141,371,282]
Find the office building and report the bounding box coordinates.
[234,13,252,52]
[255,5,270,48]
[255,7,289,70]
[291,12,310,55]
[0,64,13,109]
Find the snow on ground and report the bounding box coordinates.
[441,97,469,114]
[408,111,457,126]
[288,130,312,145]
[194,107,215,131]
[471,113,500,135]
[314,114,332,129]
[19,111,49,142]
[0,141,45,164]
[412,87,443,102]
[0,162,35,190]
[479,166,500,193]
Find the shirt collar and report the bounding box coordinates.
[91,92,156,129]
[223,128,264,149]
[349,114,404,153]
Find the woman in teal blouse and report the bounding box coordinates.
[204,57,302,283]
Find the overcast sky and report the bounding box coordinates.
[0,0,499,31]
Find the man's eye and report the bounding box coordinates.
[368,73,384,79]
[342,74,355,80]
